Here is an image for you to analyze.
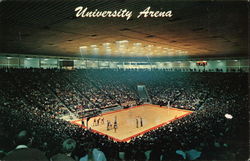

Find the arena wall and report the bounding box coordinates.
[0,54,249,72]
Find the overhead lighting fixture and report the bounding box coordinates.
[134,43,142,46]
[105,48,112,56]
[80,46,88,55]
[103,43,111,48]
[80,46,87,49]
[121,40,129,43]
[92,47,99,55]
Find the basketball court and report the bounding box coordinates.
[71,104,193,142]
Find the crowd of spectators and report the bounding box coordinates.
[0,68,248,161]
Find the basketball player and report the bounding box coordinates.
[101,118,104,124]
[140,117,143,127]
[93,119,96,126]
[167,101,170,107]
[114,119,118,133]
[109,122,113,130]
[107,121,110,131]
[114,122,117,133]
[136,118,139,128]
[97,118,100,126]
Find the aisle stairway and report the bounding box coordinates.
[137,85,151,103]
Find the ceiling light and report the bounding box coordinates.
[121,40,129,43]
[134,43,142,46]
[80,46,88,55]
[80,46,87,49]
[103,43,111,48]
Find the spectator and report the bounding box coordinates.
[3,130,48,161]
[79,139,107,161]
[50,138,77,161]
[0,68,248,161]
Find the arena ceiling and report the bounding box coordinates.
[0,0,248,59]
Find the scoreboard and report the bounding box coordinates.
[196,61,207,66]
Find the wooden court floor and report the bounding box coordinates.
[71,104,193,142]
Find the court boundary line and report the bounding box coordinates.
[70,104,193,142]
